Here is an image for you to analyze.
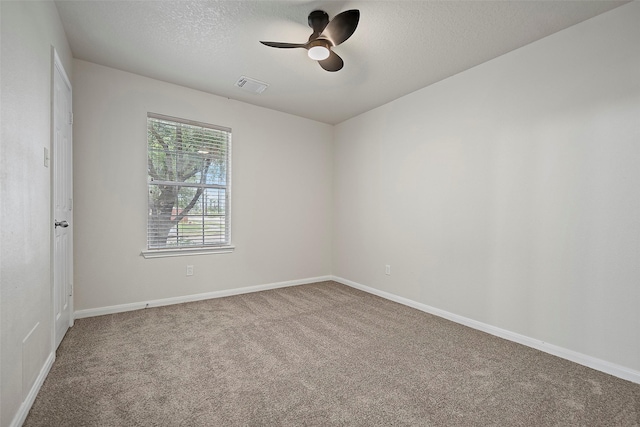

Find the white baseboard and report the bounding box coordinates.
[9,352,55,427]
[332,275,640,385]
[74,275,332,319]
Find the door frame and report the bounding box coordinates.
[51,47,74,352]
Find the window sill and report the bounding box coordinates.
[141,245,235,259]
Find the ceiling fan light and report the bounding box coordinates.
[308,45,330,61]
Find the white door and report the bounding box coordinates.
[53,51,73,349]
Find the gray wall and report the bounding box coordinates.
[333,2,640,373]
[0,2,73,426]
[72,60,333,312]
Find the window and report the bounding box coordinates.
[145,113,232,255]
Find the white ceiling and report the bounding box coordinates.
[55,1,627,125]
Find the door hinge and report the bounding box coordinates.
[69,112,73,125]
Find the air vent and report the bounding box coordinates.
[235,76,269,94]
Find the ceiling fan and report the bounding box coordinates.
[260,9,360,72]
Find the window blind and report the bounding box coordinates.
[147,113,231,250]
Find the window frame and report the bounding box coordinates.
[141,113,234,259]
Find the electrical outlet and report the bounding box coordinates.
[385,265,391,275]
[186,265,194,276]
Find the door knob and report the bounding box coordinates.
[55,220,69,228]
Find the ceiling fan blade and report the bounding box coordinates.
[260,41,307,49]
[321,9,359,46]
[308,10,330,41]
[318,50,344,72]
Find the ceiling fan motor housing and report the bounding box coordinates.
[308,39,332,49]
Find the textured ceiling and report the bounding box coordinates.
[55,1,626,125]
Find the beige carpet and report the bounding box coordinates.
[25,281,639,426]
